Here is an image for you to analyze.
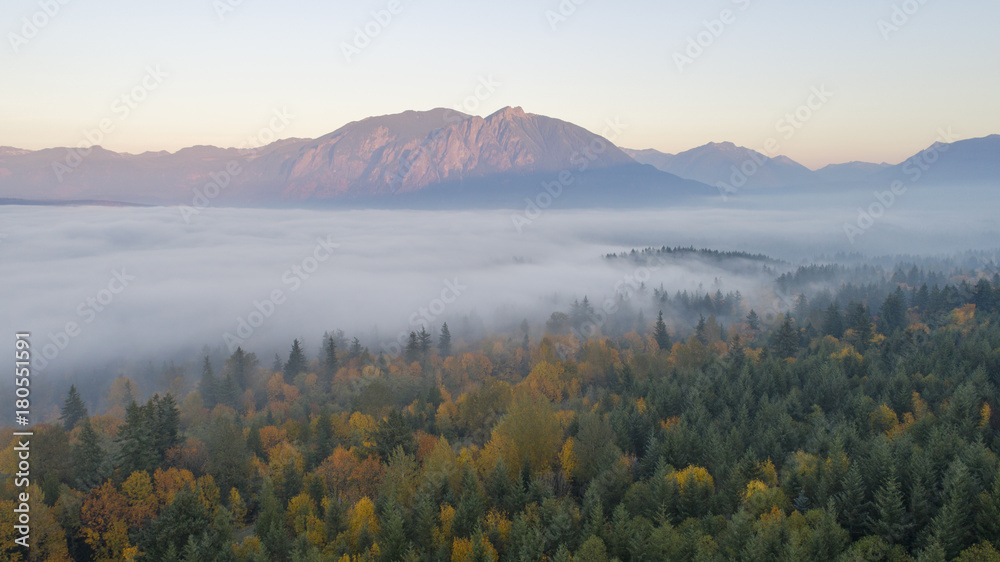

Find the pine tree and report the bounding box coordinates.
[880,288,907,334]
[224,347,257,390]
[867,477,909,545]
[746,309,761,332]
[418,326,432,353]
[405,332,420,363]
[695,314,708,344]
[438,322,452,357]
[823,303,844,338]
[348,337,363,359]
[836,466,868,539]
[932,461,977,558]
[59,385,88,431]
[653,310,671,351]
[283,339,307,382]
[199,356,218,409]
[771,316,798,358]
[845,302,873,351]
[321,333,339,386]
[72,417,105,490]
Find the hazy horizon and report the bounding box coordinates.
[4,0,999,168]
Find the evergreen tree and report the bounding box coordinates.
[932,461,977,558]
[115,400,157,477]
[418,326,432,353]
[59,385,88,431]
[837,466,868,539]
[845,302,873,351]
[199,356,218,409]
[653,310,671,351]
[283,339,307,382]
[794,293,811,326]
[771,316,798,358]
[438,322,452,357]
[405,331,420,363]
[224,347,257,391]
[695,314,708,344]
[348,337,363,359]
[746,309,761,332]
[823,303,844,338]
[320,333,339,386]
[867,477,909,545]
[72,418,105,491]
[880,288,907,334]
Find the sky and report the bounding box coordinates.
[2,0,998,169]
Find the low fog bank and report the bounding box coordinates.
[2,199,998,416]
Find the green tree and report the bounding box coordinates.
[283,339,307,382]
[654,310,671,351]
[438,322,452,357]
[867,477,909,545]
[771,316,798,358]
[822,303,844,338]
[200,356,218,409]
[59,384,88,430]
[73,417,106,491]
[224,346,257,391]
[140,488,211,560]
[880,288,907,334]
[320,332,339,386]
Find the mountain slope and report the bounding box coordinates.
[625,142,814,189]
[0,107,710,207]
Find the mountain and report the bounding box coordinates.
[875,134,1000,186]
[621,148,675,171]
[813,161,891,184]
[624,142,814,189]
[0,107,711,208]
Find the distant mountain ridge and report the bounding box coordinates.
[0,110,996,207]
[0,107,709,207]
[624,134,999,190]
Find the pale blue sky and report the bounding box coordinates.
[2,0,998,168]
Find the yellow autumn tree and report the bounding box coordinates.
[484,389,562,475]
[347,497,380,552]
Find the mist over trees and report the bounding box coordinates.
[4,250,1000,560]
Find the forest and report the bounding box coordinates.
[4,251,1000,561]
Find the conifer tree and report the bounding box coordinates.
[438,322,452,357]
[59,385,88,431]
[321,333,339,385]
[283,339,307,382]
[72,417,105,491]
[199,356,218,408]
[653,310,671,351]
